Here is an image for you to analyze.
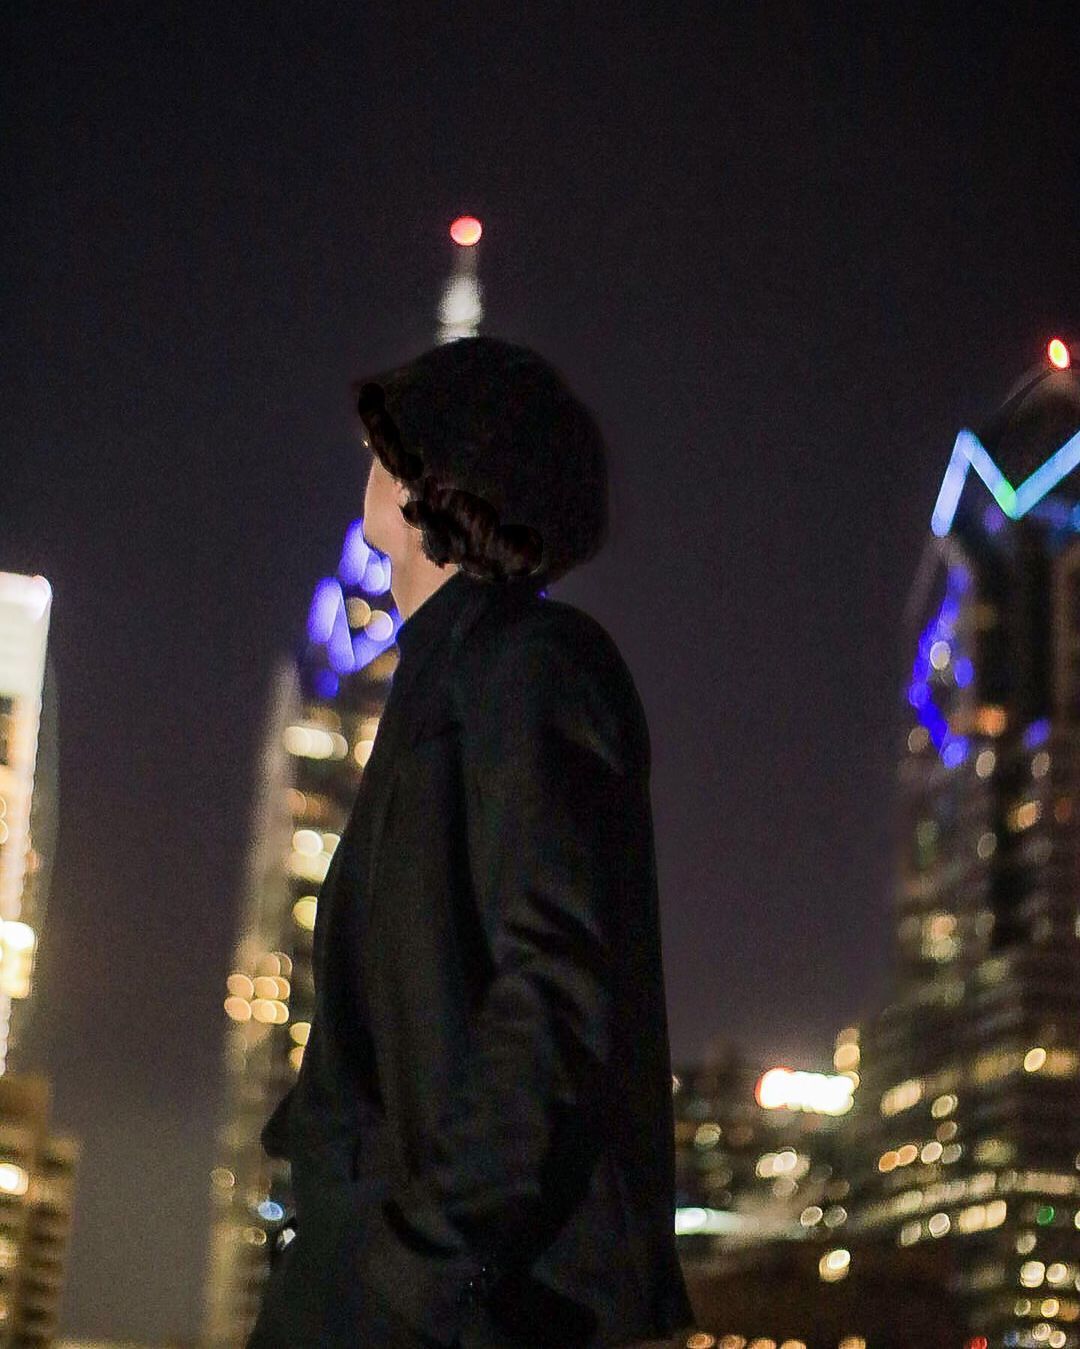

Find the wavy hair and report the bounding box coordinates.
[353,337,609,588]
[355,380,545,584]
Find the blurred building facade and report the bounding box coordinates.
[200,657,301,1346]
[0,571,81,1345]
[0,572,56,1070]
[845,343,1080,1349]
[668,1034,959,1345]
[673,1034,854,1257]
[200,563,401,1346]
[0,1075,78,1346]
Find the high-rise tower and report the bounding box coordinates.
[202,220,487,1346]
[847,340,1080,1349]
[0,572,80,1345]
[0,572,55,1063]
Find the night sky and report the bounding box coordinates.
[3,5,1077,1340]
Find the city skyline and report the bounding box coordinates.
[4,5,1078,1340]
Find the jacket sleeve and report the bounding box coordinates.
[354,617,643,1346]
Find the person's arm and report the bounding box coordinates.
[355,618,642,1346]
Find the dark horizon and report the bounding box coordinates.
[4,5,1077,1339]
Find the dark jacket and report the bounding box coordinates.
[257,572,693,1348]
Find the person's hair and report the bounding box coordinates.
[353,337,609,588]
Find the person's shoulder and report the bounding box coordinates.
[456,592,650,775]
[469,593,634,704]
[501,592,618,658]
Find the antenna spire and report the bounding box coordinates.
[437,216,484,343]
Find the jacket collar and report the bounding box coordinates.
[393,568,478,669]
[392,570,544,746]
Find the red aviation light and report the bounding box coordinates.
[1047,337,1071,370]
[450,216,482,246]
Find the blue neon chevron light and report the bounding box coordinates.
[931,426,1080,537]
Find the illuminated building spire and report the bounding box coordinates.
[437,216,484,344]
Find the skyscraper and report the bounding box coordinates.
[0,571,81,1345]
[847,341,1080,1349]
[0,571,55,1063]
[202,221,486,1346]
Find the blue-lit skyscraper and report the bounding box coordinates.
[202,407,420,1349]
[202,220,489,1346]
[847,341,1080,1349]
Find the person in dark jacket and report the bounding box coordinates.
[247,336,694,1348]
